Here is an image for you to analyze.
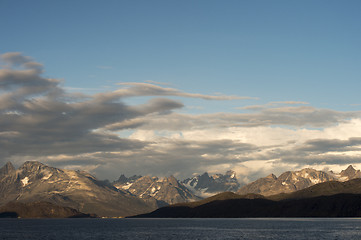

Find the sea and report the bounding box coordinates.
[1,218,361,240]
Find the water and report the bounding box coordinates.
[1,218,361,240]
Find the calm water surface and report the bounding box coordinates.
[1,218,361,239]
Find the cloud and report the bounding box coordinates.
[145,80,172,86]
[0,53,184,165]
[1,52,44,73]
[298,138,361,153]
[238,101,309,111]
[119,106,361,132]
[1,52,361,182]
[116,82,256,100]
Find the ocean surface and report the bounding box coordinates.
[1,218,361,240]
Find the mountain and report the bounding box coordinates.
[182,170,240,197]
[269,178,361,201]
[133,178,361,218]
[0,201,97,218]
[113,174,142,189]
[114,175,201,205]
[0,162,15,177]
[0,161,155,217]
[237,168,337,196]
[337,165,361,181]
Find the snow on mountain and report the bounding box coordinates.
[333,165,361,181]
[182,170,240,197]
[113,174,142,191]
[113,175,200,205]
[237,165,361,196]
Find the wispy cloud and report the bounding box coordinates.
[145,80,172,86]
[116,82,257,100]
[238,101,309,111]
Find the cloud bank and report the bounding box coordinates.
[1,52,361,181]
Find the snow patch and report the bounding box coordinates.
[121,182,133,190]
[339,176,349,182]
[310,178,321,184]
[21,177,29,186]
[281,182,287,186]
[42,173,52,180]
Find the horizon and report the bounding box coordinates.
[1,0,361,182]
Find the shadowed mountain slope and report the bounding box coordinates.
[133,178,361,218]
[133,193,361,218]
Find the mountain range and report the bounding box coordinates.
[134,178,361,218]
[1,161,361,218]
[237,165,361,196]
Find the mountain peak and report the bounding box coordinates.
[166,175,178,185]
[225,170,237,178]
[340,165,361,180]
[200,172,210,178]
[114,174,142,184]
[341,165,356,175]
[0,161,15,176]
[21,161,45,168]
[346,165,356,171]
[266,173,277,180]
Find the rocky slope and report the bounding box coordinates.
[114,175,200,205]
[0,161,155,217]
[269,178,361,201]
[182,170,240,197]
[237,168,338,196]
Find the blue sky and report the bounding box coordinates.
[1,0,361,180]
[2,0,361,108]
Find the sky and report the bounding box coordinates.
[1,0,361,182]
